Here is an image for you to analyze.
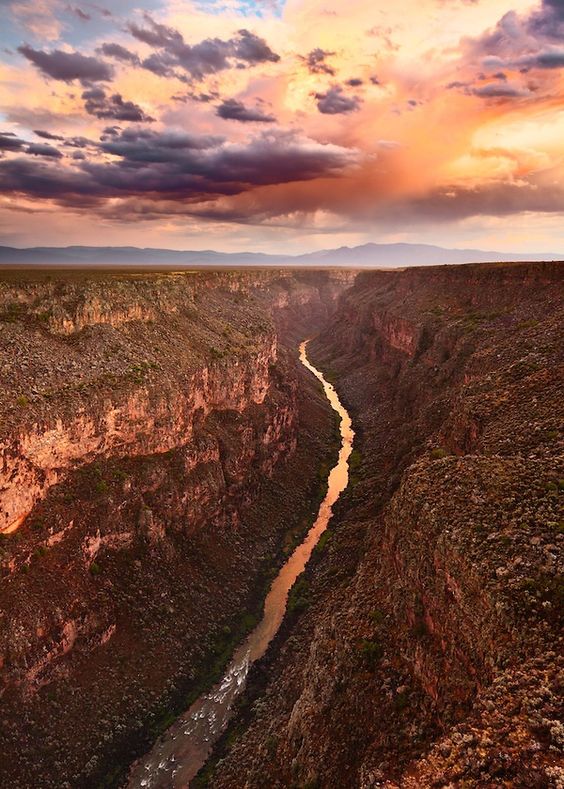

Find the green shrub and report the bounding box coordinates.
[430,447,448,460]
[359,639,383,664]
[288,576,310,614]
[395,690,409,712]
[90,562,101,576]
[315,530,331,552]
[349,449,362,471]
[370,609,384,625]
[95,479,108,494]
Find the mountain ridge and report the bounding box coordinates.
[0,242,562,267]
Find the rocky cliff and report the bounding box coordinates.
[208,261,563,789]
[0,268,352,787]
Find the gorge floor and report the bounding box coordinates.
[126,340,354,788]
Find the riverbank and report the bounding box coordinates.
[127,341,354,788]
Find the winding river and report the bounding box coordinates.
[127,339,355,788]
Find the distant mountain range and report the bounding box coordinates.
[0,243,562,268]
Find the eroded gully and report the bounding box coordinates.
[127,339,355,788]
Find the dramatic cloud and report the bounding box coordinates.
[82,88,155,122]
[17,45,113,84]
[471,82,531,98]
[70,6,91,22]
[517,49,564,70]
[448,78,532,99]
[0,129,360,208]
[97,43,140,65]
[34,129,65,141]
[0,132,26,152]
[234,29,280,65]
[462,2,564,76]
[216,99,276,123]
[528,0,564,40]
[301,48,336,76]
[26,142,63,158]
[128,15,279,81]
[315,85,362,114]
[96,128,358,188]
[1,0,563,250]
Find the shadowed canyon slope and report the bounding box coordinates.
[207,261,563,789]
[0,268,352,788]
[0,262,562,789]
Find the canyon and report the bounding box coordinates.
[205,261,563,788]
[0,261,562,788]
[0,268,350,787]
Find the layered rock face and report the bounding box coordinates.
[0,268,351,787]
[210,261,563,789]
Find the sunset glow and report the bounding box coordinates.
[1,0,563,252]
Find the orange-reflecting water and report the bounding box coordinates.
[127,340,354,788]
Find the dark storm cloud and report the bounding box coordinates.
[517,49,564,69]
[463,3,564,74]
[127,15,184,48]
[301,48,336,76]
[17,45,114,84]
[528,0,564,39]
[0,157,105,201]
[346,78,363,87]
[127,15,279,81]
[315,85,362,114]
[472,82,530,98]
[65,136,93,148]
[216,99,276,123]
[233,29,280,64]
[88,129,359,194]
[447,77,531,99]
[0,132,26,152]
[99,128,224,160]
[70,7,92,22]
[173,90,221,103]
[82,88,155,122]
[26,143,63,158]
[140,51,178,78]
[34,130,65,141]
[98,43,141,66]
[0,130,358,210]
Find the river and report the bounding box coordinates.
[126,339,355,788]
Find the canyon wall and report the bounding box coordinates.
[209,261,563,789]
[0,268,352,787]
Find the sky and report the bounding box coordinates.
[0,0,563,254]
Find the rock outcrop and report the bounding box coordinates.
[209,261,563,789]
[0,268,352,787]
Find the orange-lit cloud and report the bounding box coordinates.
[0,0,563,253]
